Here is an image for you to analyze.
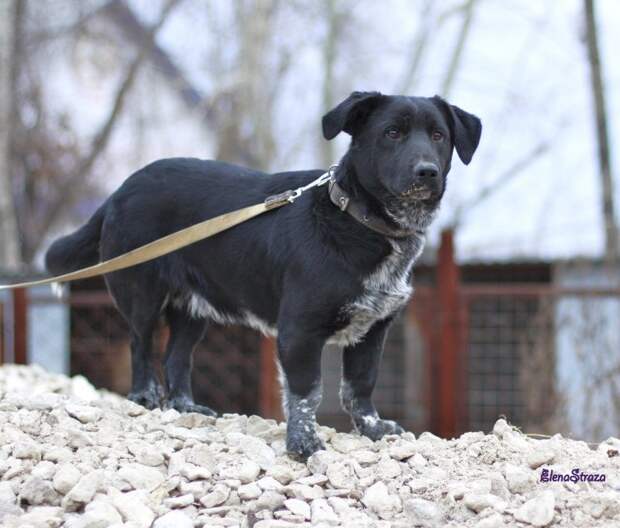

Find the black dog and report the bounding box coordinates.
[46,92,481,459]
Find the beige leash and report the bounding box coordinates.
[0,168,336,291]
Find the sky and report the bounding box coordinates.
[41,0,620,263]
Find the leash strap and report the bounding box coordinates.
[0,168,336,291]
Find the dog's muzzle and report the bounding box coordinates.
[401,185,433,200]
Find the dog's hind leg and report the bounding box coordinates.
[277,324,327,461]
[105,272,166,410]
[163,307,216,416]
[340,317,405,440]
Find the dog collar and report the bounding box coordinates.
[328,180,422,238]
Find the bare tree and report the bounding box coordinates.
[440,0,478,98]
[10,0,183,261]
[319,0,346,167]
[0,0,22,268]
[396,0,435,94]
[583,0,619,265]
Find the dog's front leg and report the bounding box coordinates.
[277,328,326,461]
[341,317,405,440]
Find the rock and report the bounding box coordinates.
[13,441,42,460]
[389,440,417,461]
[492,418,513,438]
[32,461,57,480]
[163,493,194,508]
[3,506,64,528]
[513,490,555,527]
[238,482,262,500]
[62,470,103,511]
[526,450,554,469]
[311,498,339,525]
[257,476,285,491]
[127,442,165,467]
[0,481,16,503]
[200,484,230,508]
[463,493,507,513]
[284,498,311,519]
[352,449,381,465]
[53,464,82,495]
[218,459,261,483]
[307,450,341,475]
[255,491,286,510]
[285,483,324,500]
[20,476,60,506]
[362,481,401,519]
[297,473,328,486]
[109,488,155,528]
[326,462,355,489]
[82,499,123,527]
[408,452,428,470]
[65,404,102,423]
[70,375,100,401]
[475,513,505,528]
[403,498,442,527]
[119,463,165,491]
[447,482,467,500]
[238,435,276,469]
[173,412,213,429]
[377,457,402,479]
[179,463,212,481]
[153,510,194,528]
[184,445,217,471]
[504,463,534,494]
[266,463,297,484]
[0,481,21,517]
[331,433,372,454]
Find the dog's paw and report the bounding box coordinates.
[127,381,165,410]
[286,425,325,461]
[354,414,404,441]
[166,396,217,417]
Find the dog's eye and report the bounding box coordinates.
[431,130,444,142]
[385,127,402,140]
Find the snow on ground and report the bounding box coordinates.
[0,364,619,527]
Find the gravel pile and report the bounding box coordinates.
[0,364,619,527]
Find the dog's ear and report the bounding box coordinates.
[322,91,383,140]
[432,96,482,165]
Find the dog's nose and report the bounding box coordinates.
[414,162,439,179]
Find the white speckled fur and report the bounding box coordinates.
[329,232,426,347]
[173,294,277,336]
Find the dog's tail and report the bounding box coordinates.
[45,202,107,275]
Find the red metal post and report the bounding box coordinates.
[259,336,282,420]
[13,288,28,364]
[436,229,463,438]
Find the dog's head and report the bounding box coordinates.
[322,91,481,227]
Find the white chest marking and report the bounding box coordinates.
[329,235,425,347]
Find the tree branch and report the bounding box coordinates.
[32,0,183,254]
[451,139,551,228]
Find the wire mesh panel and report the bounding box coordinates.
[26,291,264,415]
[192,325,261,416]
[466,295,543,432]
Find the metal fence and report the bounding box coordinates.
[1,261,619,441]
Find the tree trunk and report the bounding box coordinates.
[320,0,339,168]
[584,0,619,264]
[440,0,477,98]
[0,0,21,269]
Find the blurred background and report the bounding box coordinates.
[0,0,619,441]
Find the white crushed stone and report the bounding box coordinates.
[0,364,618,527]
